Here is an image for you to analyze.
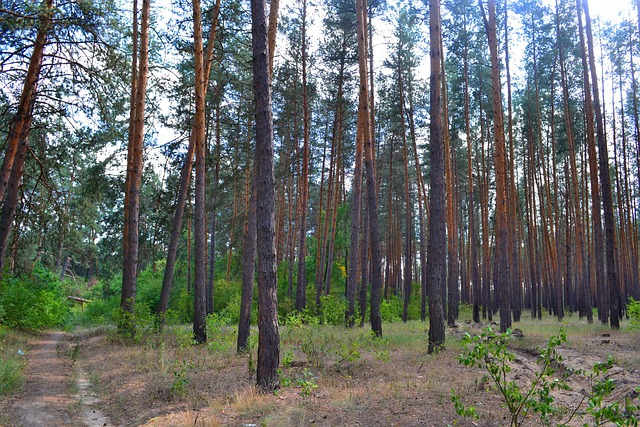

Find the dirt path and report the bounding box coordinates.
[7,331,109,427]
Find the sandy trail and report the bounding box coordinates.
[8,331,109,427]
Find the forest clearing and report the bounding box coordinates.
[1,0,640,424]
[1,311,640,426]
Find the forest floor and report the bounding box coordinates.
[0,330,109,426]
[2,311,639,426]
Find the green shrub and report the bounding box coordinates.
[221,293,241,324]
[0,268,69,330]
[628,298,640,330]
[380,296,402,322]
[453,327,568,426]
[319,294,346,325]
[81,293,120,325]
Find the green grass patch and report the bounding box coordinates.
[0,327,28,395]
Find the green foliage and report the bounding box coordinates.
[319,294,346,325]
[282,350,294,368]
[171,359,193,396]
[213,279,241,315]
[205,313,236,352]
[296,368,318,396]
[282,309,319,327]
[380,296,402,322]
[454,327,568,426]
[627,298,640,330]
[217,293,242,325]
[0,326,26,395]
[175,326,198,349]
[454,327,640,426]
[0,267,69,330]
[0,356,23,394]
[79,285,120,326]
[581,356,640,426]
[296,325,367,369]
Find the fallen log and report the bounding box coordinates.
[67,296,90,311]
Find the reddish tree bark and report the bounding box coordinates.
[120,0,151,335]
[480,0,511,332]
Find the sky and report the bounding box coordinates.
[583,0,633,23]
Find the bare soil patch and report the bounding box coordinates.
[1,331,109,427]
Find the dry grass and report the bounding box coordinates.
[73,311,639,427]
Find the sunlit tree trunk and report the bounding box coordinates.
[557,0,585,324]
[295,0,310,312]
[0,113,32,279]
[480,0,511,332]
[581,0,620,329]
[191,0,208,344]
[120,0,151,335]
[356,0,381,336]
[575,0,606,324]
[504,0,521,322]
[156,0,222,325]
[0,0,53,207]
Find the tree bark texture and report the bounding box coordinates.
[120,0,150,334]
[251,0,280,391]
[480,0,511,333]
[427,0,446,353]
[582,0,620,329]
[0,0,53,205]
[356,0,382,337]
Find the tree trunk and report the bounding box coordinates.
[120,0,151,335]
[480,0,511,332]
[581,0,620,329]
[504,0,521,323]
[355,0,381,337]
[0,0,53,206]
[238,182,257,352]
[156,0,221,324]
[192,0,208,344]
[347,0,367,327]
[296,0,310,312]
[575,0,606,324]
[239,0,279,349]
[557,1,585,324]
[426,0,446,352]
[207,102,221,315]
[398,54,412,323]
[442,31,458,327]
[462,13,480,323]
[251,0,279,392]
[0,113,32,278]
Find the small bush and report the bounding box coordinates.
[380,297,402,322]
[453,327,568,426]
[0,326,26,395]
[628,298,640,330]
[319,294,346,325]
[0,268,69,330]
[0,356,23,394]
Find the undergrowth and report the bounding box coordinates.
[0,326,27,394]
